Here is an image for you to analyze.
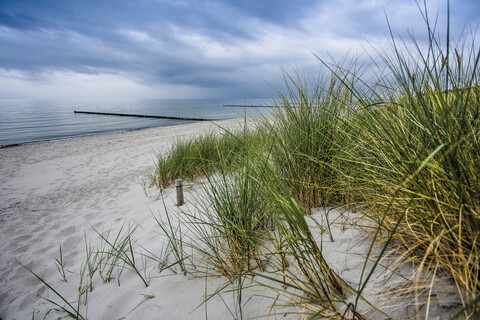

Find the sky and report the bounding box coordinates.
[0,0,479,99]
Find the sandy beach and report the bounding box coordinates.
[0,119,461,320]
[0,119,255,319]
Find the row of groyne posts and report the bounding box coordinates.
[73,110,214,121]
[74,104,276,122]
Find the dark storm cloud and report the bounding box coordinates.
[0,0,312,94]
[0,0,292,86]
[0,0,478,98]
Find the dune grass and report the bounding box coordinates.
[263,195,364,319]
[147,5,480,317]
[21,260,87,320]
[150,125,265,188]
[264,71,355,212]
[93,224,150,287]
[154,128,275,279]
[341,28,480,315]
[192,158,274,276]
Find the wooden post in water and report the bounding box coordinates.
[175,179,184,206]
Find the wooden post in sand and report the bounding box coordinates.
[175,179,184,206]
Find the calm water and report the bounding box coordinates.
[0,98,271,147]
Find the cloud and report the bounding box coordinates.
[0,0,478,99]
[0,68,228,99]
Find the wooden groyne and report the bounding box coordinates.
[223,104,276,108]
[74,111,215,121]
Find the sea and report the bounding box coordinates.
[0,98,272,147]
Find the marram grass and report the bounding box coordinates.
[334,13,480,317]
[263,72,353,212]
[149,10,479,316]
[150,126,265,188]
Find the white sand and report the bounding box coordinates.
[0,119,251,319]
[0,119,461,319]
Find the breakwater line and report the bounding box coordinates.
[223,104,275,108]
[74,110,216,121]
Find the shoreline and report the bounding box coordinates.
[0,119,225,149]
[0,98,272,149]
